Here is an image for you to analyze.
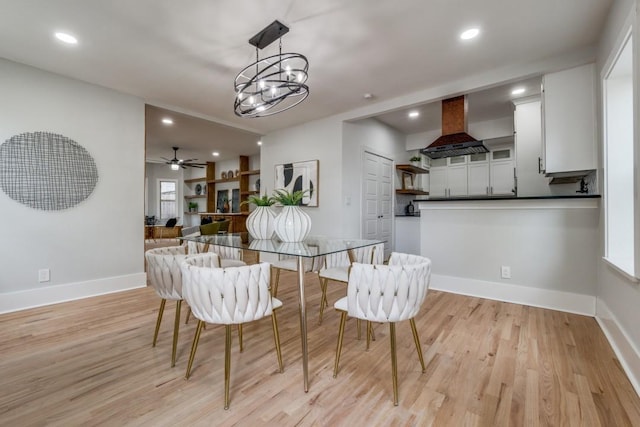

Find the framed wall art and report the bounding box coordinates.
[274,160,319,207]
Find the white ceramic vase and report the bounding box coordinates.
[273,205,312,242]
[246,206,276,240]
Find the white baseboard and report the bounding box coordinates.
[595,299,640,397]
[430,274,596,316]
[0,273,147,314]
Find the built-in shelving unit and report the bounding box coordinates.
[396,164,429,195]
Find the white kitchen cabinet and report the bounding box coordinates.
[448,165,468,196]
[514,97,551,196]
[490,161,515,195]
[429,167,447,197]
[542,63,597,174]
[429,156,467,197]
[468,162,490,195]
[395,217,421,255]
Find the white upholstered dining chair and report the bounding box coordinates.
[317,243,384,325]
[145,246,219,367]
[332,252,432,406]
[180,254,284,409]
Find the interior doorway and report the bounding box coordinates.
[361,150,393,259]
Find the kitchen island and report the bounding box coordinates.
[415,194,600,315]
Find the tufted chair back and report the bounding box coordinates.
[181,257,273,325]
[324,242,384,269]
[346,255,431,323]
[145,246,189,300]
[387,252,426,266]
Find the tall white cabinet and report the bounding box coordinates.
[542,63,597,174]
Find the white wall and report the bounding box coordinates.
[594,0,640,395]
[419,200,600,313]
[0,59,146,312]
[342,118,407,238]
[261,117,343,236]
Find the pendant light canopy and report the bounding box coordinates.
[234,20,309,118]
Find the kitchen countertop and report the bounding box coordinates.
[416,194,600,202]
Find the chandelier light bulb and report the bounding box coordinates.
[171,164,180,171]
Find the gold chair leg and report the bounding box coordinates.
[185,320,204,379]
[237,324,243,352]
[357,319,361,340]
[171,300,182,367]
[184,307,191,324]
[410,318,426,373]
[318,278,329,325]
[366,321,372,350]
[272,268,281,297]
[390,323,399,406]
[271,309,284,373]
[333,311,347,378]
[224,325,232,410]
[153,299,166,347]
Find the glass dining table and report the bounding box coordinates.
[180,232,384,392]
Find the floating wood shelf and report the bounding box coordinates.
[396,164,429,174]
[208,177,240,184]
[184,195,206,199]
[184,177,207,184]
[240,169,260,176]
[396,189,429,195]
[241,190,259,196]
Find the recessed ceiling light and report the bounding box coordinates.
[257,140,263,146]
[212,151,220,157]
[460,28,480,40]
[408,111,420,119]
[162,118,173,125]
[511,87,526,95]
[363,93,374,100]
[54,32,78,45]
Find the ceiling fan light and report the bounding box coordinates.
[171,163,180,171]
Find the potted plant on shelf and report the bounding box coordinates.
[410,155,422,167]
[241,193,277,240]
[188,202,198,213]
[272,189,312,242]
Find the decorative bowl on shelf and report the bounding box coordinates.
[221,171,227,179]
[235,169,239,177]
[195,184,202,195]
[228,170,234,179]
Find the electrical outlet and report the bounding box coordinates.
[38,268,50,283]
[501,266,511,279]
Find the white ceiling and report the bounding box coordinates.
[0,0,612,159]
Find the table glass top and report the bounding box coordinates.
[180,233,383,258]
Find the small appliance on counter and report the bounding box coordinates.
[405,201,415,216]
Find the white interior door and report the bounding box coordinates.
[362,151,393,259]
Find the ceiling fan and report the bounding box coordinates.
[161,147,205,169]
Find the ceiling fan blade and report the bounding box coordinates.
[182,158,198,163]
[160,157,172,162]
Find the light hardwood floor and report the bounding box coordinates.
[1,265,640,426]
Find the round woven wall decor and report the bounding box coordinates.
[0,131,99,211]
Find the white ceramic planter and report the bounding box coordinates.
[273,205,312,242]
[246,206,276,240]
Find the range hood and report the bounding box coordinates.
[420,95,489,159]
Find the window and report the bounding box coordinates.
[603,31,635,278]
[159,180,177,220]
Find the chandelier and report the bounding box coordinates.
[234,20,309,118]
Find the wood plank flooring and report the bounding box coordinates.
[1,264,639,426]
